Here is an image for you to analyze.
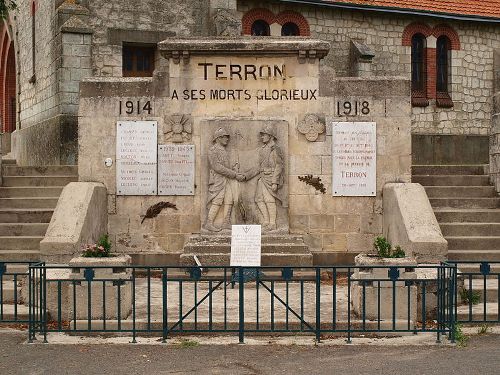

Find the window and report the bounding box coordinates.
[281,22,299,36]
[251,20,270,36]
[122,45,155,77]
[436,36,453,107]
[411,33,428,106]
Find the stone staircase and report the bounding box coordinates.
[412,164,500,264]
[0,161,78,262]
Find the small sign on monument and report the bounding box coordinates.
[230,225,262,267]
[158,144,195,195]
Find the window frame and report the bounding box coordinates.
[410,33,428,107]
[122,44,156,78]
[436,35,453,107]
[251,20,271,36]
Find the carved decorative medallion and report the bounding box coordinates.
[297,114,325,142]
[165,114,193,143]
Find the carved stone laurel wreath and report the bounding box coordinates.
[297,114,325,142]
[164,114,193,143]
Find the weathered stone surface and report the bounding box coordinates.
[383,183,448,263]
[40,182,108,263]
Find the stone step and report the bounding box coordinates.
[185,235,309,245]
[0,281,26,304]
[440,223,500,237]
[0,186,64,198]
[2,165,77,176]
[1,158,16,165]
[430,198,500,209]
[413,175,490,186]
[462,279,499,303]
[0,236,43,250]
[448,250,500,262]
[0,223,48,236]
[180,253,313,267]
[0,197,59,209]
[0,304,30,322]
[424,186,496,198]
[412,165,487,176]
[183,244,310,254]
[0,250,40,262]
[2,176,77,187]
[445,236,500,250]
[434,209,500,223]
[457,303,498,322]
[0,209,53,223]
[0,264,30,281]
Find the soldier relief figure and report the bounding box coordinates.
[204,125,284,233]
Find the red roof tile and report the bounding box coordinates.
[303,1,500,20]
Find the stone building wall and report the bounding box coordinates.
[238,1,500,137]
[86,0,210,77]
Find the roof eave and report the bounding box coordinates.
[279,0,500,23]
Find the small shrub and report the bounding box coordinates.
[82,234,112,258]
[478,324,490,335]
[373,237,406,258]
[454,324,469,347]
[459,288,481,305]
[177,339,199,348]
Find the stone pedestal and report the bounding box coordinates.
[181,234,312,266]
[351,254,417,322]
[47,255,133,321]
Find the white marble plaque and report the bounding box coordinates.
[230,225,262,267]
[332,122,376,197]
[116,121,158,196]
[158,144,195,195]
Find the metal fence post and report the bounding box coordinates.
[238,267,245,344]
[315,268,321,343]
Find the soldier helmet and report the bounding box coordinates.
[259,124,277,139]
[212,127,230,142]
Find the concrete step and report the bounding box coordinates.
[448,250,500,262]
[2,165,77,176]
[180,253,313,267]
[2,176,77,187]
[0,264,30,281]
[430,198,500,209]
[0,250,40,262]
[0,281,26,304]
[445,236,500,250]
[434,209,500,223]
[424,186,496,198]
[412,165,487,176]
[462,279,499,303]
[0,304,30,322]
[0,186,64,198]
[412,175,490,186]
[183,244,310,254]
[0,197,58,209]
[0,209,53,223]
[440,223,500,237]
[457,303,498,322]
[0,236,43,250]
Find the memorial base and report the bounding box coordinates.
[180,234,313,267]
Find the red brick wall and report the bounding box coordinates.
[242,9,310,36]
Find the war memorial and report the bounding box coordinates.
[0,0,499,343]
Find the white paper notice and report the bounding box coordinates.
[332,122,376,197]
[116,121,158,196]
[158,144,195,195]
[230,225,262,267]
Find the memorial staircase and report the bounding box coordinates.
[412,164,500,266]
[0,159,78,262]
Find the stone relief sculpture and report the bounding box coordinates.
[204,124,286,233]
[213,9,242,37]
[205,127,245,232]
[243,125,284,231]
[164,114,193,143]
[297,114,325,142]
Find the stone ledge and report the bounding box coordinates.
[158,37,330,60]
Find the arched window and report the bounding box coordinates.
[411,33,427,106]
[436,36,450,93]
[281,22,299,36]
[251,20,270,36]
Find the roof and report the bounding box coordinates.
[280,0,500,22]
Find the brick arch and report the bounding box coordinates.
[0,22,16,133]
[242,8,276,35]
[275,11,310,36]
[433,24,460,50]
[402,22,432,46]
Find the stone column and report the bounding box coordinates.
[350,40,375,77]
[210,0,241,36]
[491,92,500,192]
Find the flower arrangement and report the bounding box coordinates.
[81,234,113,258]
